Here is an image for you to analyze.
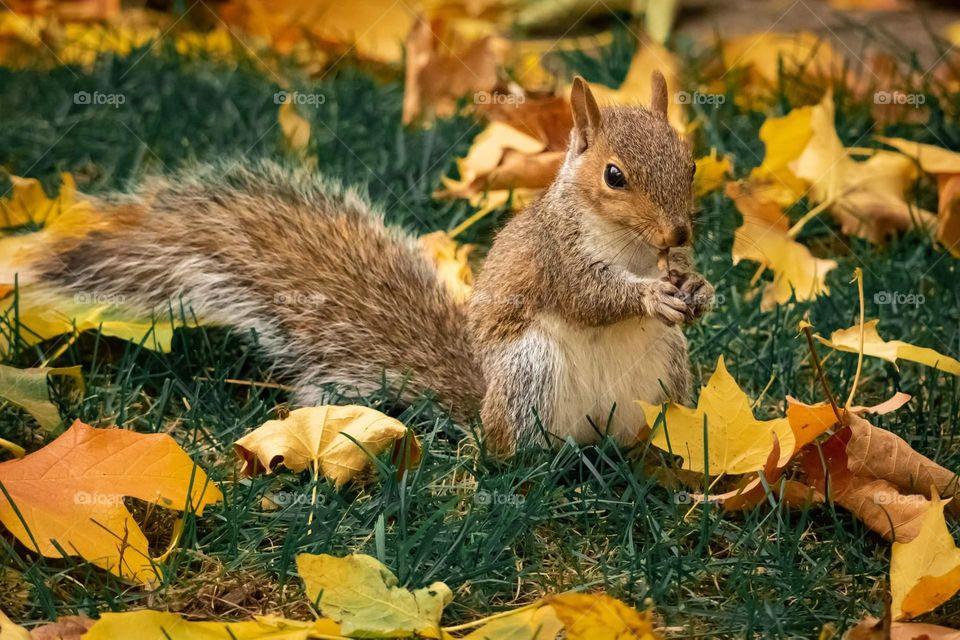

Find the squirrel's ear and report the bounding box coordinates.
[570,76,601,154]
[650,70,668,118]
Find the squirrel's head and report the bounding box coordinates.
[560,73,694,251]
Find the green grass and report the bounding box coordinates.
[2,26,960,639]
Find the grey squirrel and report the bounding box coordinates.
[27,72,713,456]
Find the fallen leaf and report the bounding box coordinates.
[418,231,474,303]
[234,405,421,487]
[0,364,83,431]
[278,100,311,155]
[402,16,501,125]
[876,136,960,256]
[546,593,661,640]
[641,355,796,475]
[790,92,935,242]
[891,494,960,620]
[785,392,912,449]
[28,616,93,640]
[0,420,222,586]
[0,610,29,640]
[845,616,960,640]
[694,149,732,197]
[297,553,452,638]
[746,105,813,206]
[817,319,960,376]
[82,611,339,640]
[462,605,565,640]
[727,182,837,309]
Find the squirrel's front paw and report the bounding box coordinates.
[641,280,688,325]
[668,270,715,321]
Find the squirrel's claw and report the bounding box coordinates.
[667,270,715,322]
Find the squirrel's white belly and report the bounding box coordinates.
[537,314,683,445]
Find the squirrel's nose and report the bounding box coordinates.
[659,224,690,248]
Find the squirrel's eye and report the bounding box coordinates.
[604,164,626,189]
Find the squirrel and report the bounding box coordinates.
[22,71,713,456]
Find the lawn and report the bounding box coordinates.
[1,14,960,639]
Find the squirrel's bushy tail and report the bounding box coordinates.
[34,161,484,418]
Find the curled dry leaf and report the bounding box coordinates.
[727,182,837,310]
[234,405,421,487]
[418,230,475,303]
[0,420,222,586]
[0,364,83,431]
[816,319,960,376]
[844,616,960,640]
[890,494,960,621]
[641,355,795,475]
[297,553,452,638]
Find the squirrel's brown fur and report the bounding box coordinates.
[30,72,712,454]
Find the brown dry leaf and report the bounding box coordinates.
[29,616,94,640]
[217,0,416,63]
[0,420,222,586]
[876,136,960,256]
[790,92,935,242]
[402,16,502,125]
[817,319,960,376]
[727,182,837,310]
[418,231,474,303]
[234,405,421,487]
[845,616,960,639]
[890,494,960,620]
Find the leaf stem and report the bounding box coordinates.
[845,268,866,409]
[801,323,843,425]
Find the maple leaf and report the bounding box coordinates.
[0,364,83,431]
[640,355,795,475]
[816,319,960,376]
[891,494,960,620]
[727,182,837,310]
[234,405,421,487]
[0,420,222,586]
[297,553,452,638]
[546,593,662,640]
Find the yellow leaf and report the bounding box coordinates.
[278,100,311,154]
[722,31,842,85]
[693,149,731,197]
[419,231,474,303]
[640,355,796,475]
[0,364,83,431]
[462,605,564,640]
[0,610,30,640]
[891,494,960,620]
[441,121,546,196]
[234,405,421,487]
[746,106,813,206]
[545,593,662,640]
[586,39,685,134]
[727,182,837,309]
[0,420,222,586]
[297,553,452,638]
[83,610,341,639]
[817,319,960,376]
[790,92,935,242]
